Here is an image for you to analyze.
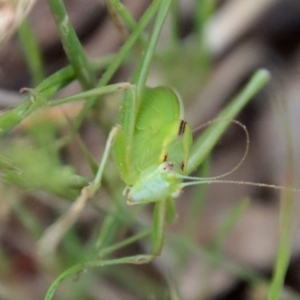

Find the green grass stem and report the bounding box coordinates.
[132,0,174,98]
[74,0,161,130]
[47,0,96,89]
[106,0,137,33]
[18,18,44,86]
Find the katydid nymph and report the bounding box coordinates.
[112,85,255,206]
[39,77,262,266]
[113,86,192,205]
[110,78,298,262]
[109,85,193,262]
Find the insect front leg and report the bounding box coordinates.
[38,126,121,257]
[151,199,167,258]
[139,199,169,264]
[122,199,167,265]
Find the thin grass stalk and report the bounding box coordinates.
[106,0,140,32]
[47,0,96,89]
[212,198,249,255]
[18,18,44,86]
[267,105,296,300]
[0,56,113,136]
[182,157,210,237]
[168,233,300,300]
[131,0,174,97]
[74,0,161,130]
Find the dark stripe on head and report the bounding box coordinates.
[178,120,186,136]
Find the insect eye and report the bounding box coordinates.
[158,162,173,173]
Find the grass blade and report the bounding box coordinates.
[47,0,96,89]
[18,18,44,86]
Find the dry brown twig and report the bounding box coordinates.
[0,0,36,48]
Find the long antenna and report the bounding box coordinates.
[181,179,300,193]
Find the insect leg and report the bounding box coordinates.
[38,126,120,257]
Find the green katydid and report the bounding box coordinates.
[112,86,255,206]
[109,70,294,262]
[40,70,274,265]
[107,72,270,260]
[112,82,298,205]
[46,84,194,261]
[113,86,192,205]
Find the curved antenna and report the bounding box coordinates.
[182,118,249,181]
